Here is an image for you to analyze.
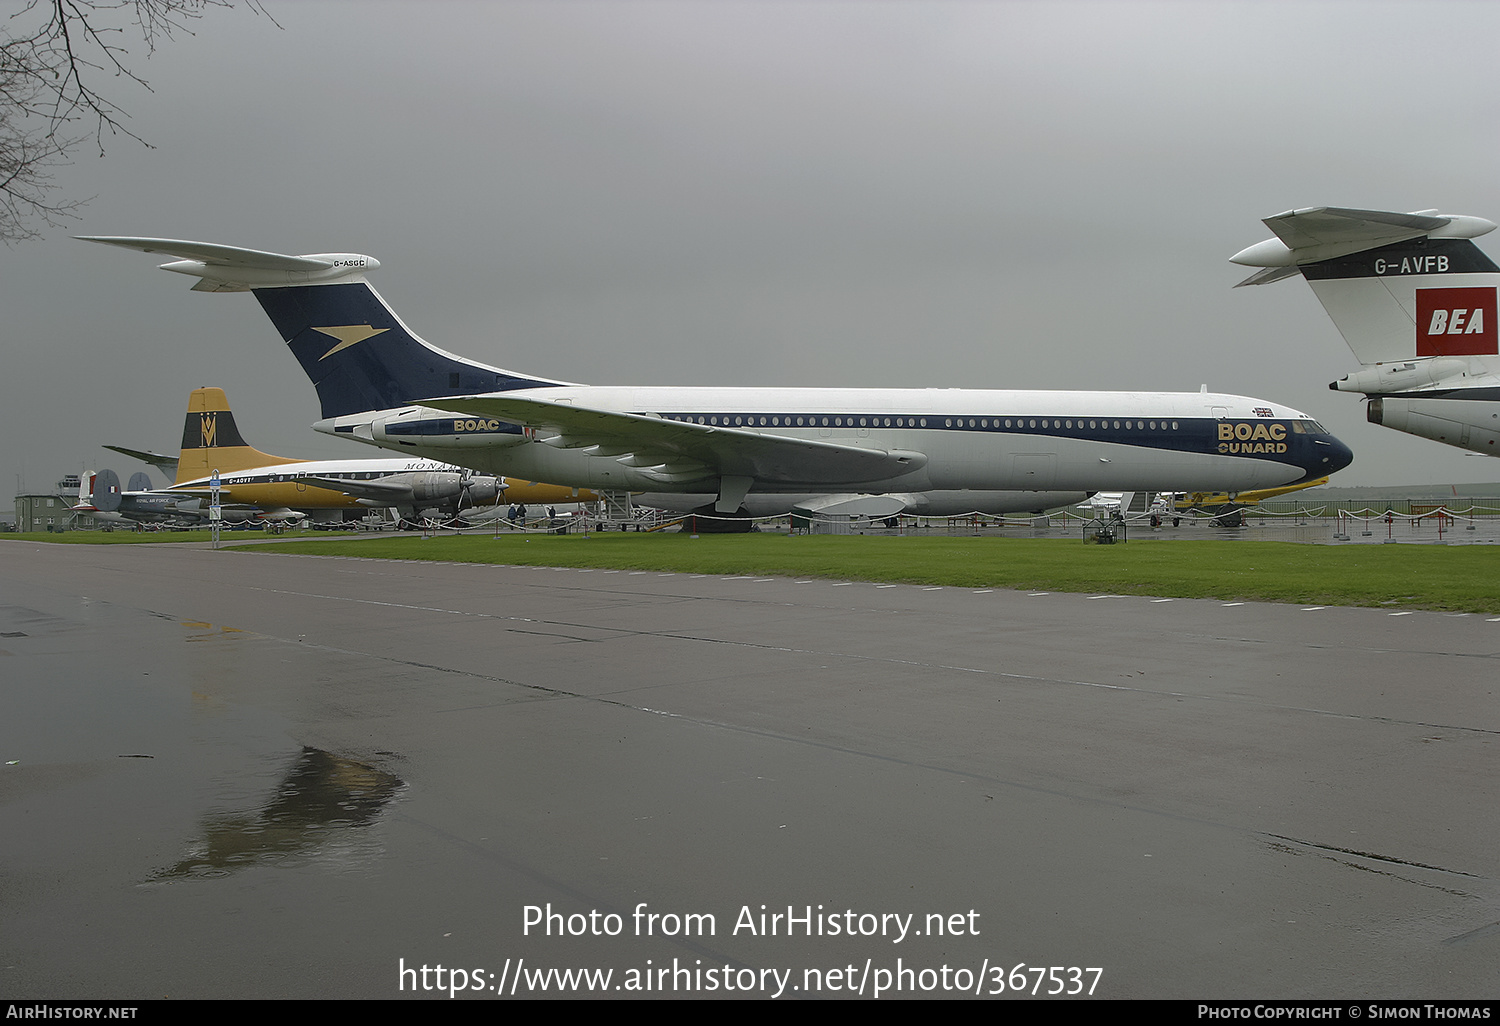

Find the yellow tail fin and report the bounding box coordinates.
[175,388,303,485]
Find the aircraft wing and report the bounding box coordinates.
[432,395,929,486]
[295,475,413,501]
[104,445,179,481]
[153,486,257,509]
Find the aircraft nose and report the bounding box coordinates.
[1309,433,1354,478]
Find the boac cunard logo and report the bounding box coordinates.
[1415,287,1497,357]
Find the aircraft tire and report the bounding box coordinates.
[683,505,755,534]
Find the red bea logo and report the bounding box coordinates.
[1415,286,1497,356]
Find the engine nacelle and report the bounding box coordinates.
[402,471,465,503]
[365,408,527,449]
[461,475,501,508]
[1331,358,1472,395]
[1368,397,1500,454]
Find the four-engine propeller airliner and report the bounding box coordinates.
[1233,206,1500,457]
[84,236,1353,521]
[104,386,595,526]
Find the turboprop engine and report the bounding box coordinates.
[458,472,500,508]
[364,470,501,511]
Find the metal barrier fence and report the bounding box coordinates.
[408,502,1500,537]
[1252,498,1500,518]
[71,499,1485,538]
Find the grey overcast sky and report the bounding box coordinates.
[6,0,1500,495]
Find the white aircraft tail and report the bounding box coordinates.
[1231,207,1500,365]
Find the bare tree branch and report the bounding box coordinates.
[0,1,272,242]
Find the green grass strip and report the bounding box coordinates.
[232,532,1500,613]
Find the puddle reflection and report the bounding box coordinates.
[152,747,404,880]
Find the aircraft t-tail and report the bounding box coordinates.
[1233,206,1500,456]
[83,236,1353,524]
[103,386,593,527]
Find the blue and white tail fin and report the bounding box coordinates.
[1231,207,1500,365]
[78,237,566,420]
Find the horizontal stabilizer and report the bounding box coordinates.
[1233,265,1302,288]
[104,445,179,481]
[1259,207,1450,254]
[77,236,379,292]
[78,237,337,270]
[1231,207,1497,285]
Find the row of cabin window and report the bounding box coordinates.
[660,414,1188,431]
[665,414,930,428]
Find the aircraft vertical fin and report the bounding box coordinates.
[1231,208,1500,364]
[175,387,303,484]
[251,282,565,420]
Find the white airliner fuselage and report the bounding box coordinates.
[325,385,1342,515]
[173,456,477,502]
[84,236,1354,517]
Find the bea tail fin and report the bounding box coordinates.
[1231,206,1500,365]
[176,387,301,485]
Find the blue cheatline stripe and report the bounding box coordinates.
[644,413,1315,459]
